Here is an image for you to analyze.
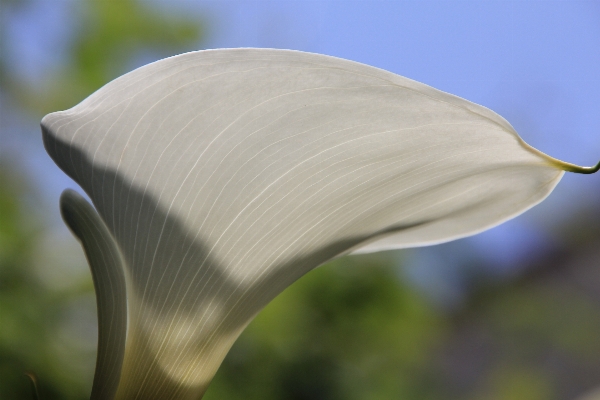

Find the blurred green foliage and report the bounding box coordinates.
[2,0,203,116]
[2,1,600,399]
[206,255,446,400]
[0,164,47,400]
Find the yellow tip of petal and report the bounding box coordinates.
[556,160,600,174]
[517,139,599,175]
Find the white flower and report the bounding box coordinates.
[41,49,598,400]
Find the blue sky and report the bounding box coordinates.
[198,2,600,166]
[3,0,600,304]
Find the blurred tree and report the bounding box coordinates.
[205,255,447,400]
[436,208,600,400]
[2,0,203,117]
[0,162,45,400]
[0,155,104,400]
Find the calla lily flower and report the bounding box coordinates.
[41,49,598,400]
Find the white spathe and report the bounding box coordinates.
[41,49,597,400]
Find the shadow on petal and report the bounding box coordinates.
[51,134,432,400]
